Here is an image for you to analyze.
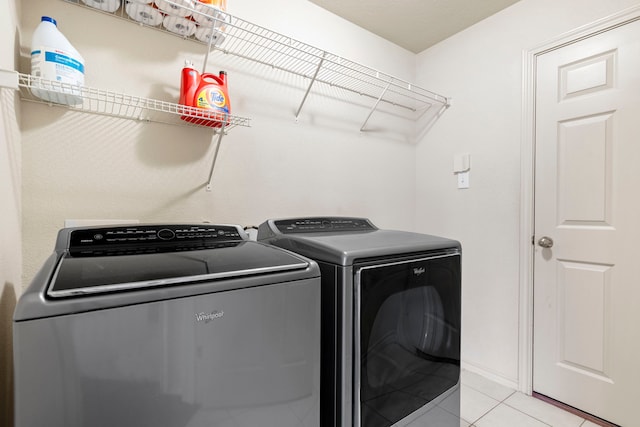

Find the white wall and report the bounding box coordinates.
[414,0,640,387]
[0,0,21,425]
[20,0,418,285]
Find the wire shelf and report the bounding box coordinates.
[62,0,450,120]
[16,72,251,130]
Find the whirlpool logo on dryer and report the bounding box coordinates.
[195,310,224,323]
[413,267,426,276]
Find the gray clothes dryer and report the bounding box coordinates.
[14,224,321,427]
[257,217,461,427]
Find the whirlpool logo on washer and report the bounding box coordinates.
[195,310,224,323]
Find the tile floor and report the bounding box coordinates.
[453,370,601,427]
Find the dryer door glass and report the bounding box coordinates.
[354,253,461,427]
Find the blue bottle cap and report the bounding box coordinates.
[41,16,57,26]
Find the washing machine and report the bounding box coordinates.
[14,224,321,427]
[258,217,461,427]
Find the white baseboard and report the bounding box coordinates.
[461,361,519,392]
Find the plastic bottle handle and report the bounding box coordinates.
[201,73,223,84]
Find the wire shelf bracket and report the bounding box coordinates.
[361,81,391,132]
[295,52,326,121]
[206,114,228,192]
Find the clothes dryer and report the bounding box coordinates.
[258,217,461,427]
[14,224,321,427]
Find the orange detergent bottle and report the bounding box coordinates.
[179,60,231,128]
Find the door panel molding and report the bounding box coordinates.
[519,4,640,395]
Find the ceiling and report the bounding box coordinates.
[309,0,521,53]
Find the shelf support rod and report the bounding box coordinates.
[360,82,391,132]
[202,23,219,73]
[206,114,228,192]
[295,52,326,121]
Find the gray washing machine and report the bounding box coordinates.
[14,224,321,427]
[258,217,461,427]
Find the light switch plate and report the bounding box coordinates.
[457,171,470,189]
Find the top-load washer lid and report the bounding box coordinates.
[47,224,310,298]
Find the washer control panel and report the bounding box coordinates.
[69,224,244,248]
[274,217,376,234]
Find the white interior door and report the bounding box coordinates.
[533,17,640,427]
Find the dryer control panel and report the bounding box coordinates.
[273,217,376,234]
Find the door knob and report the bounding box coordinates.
[538,236,554,248]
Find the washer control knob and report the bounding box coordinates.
[157,228,176,240]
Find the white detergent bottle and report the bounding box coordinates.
[31,16,85,106]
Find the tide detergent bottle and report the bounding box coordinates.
[179,60,231,127]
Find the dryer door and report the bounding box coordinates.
[354,253,461,427]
